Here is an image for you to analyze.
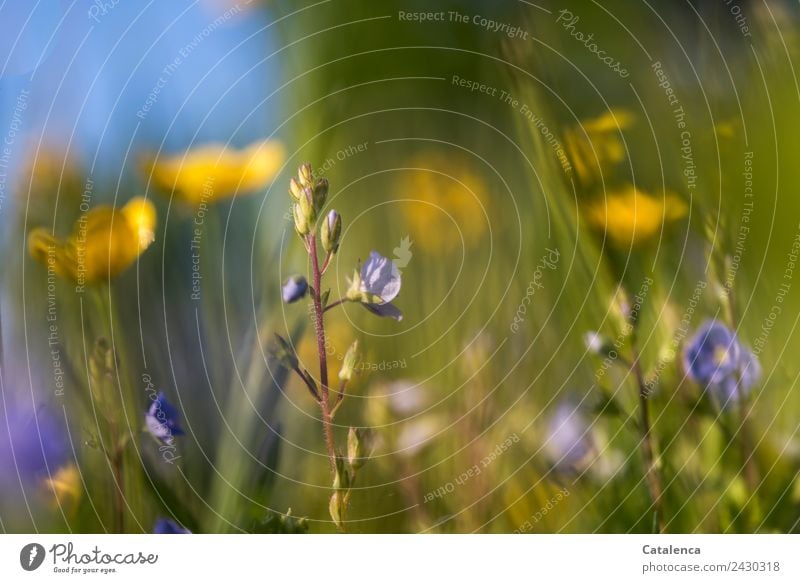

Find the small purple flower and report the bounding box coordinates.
[546,399,595,473]
[282,274,308,304]
[361,251,401,302]
[364,302,403,321]
[320,210,342,253]
[145,393,185,444]
[347,251,403,319]
[683,320,761,407]
[153,518,191,534]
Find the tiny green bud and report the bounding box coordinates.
[339,340,359,382]
[313,178,329,210]
[333,455,351,490]
[289,177,303,201]
[293,203,309,236]
[328,491,344,530]
[298,187,316,225]
[347,427,374,471]
[345,269,364,302]
[298,162,314,188]
[298,186,312,214]
[320,210,342,254]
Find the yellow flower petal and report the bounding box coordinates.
[121,195,157,248]
[144,139,285,204]
[564,109,635,184]
[585,185,687,246]
[43,464,82,508]
[581,108,636,134]
[28,197,157,284]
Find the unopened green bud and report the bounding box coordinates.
[347,427,374,471]
[298,187,316,225]
[293,203,309,236]
[313,178,329,210]
[298,162,314,188]
[333,455,351,490]
[345,269,364,302]
[298,186,313,216]
[321,210,342,254]
[289,177,303,201]
[328,491,344,530]
[339,340,359,382]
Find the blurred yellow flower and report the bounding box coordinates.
[399,152,489,252]
[714,120,737,140]
[13,145,88,226]
[43,463,82,508]
[17,145,84,200]
[28,196,157,285]
[143,139,285,204]
[584,185,688,246]
[563,108,635,184]
[581,109,635,133]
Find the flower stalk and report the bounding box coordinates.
[631,344,665,534]
[308,232,337,473]
[281,162,402,531]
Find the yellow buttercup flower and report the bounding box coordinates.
[399,152,489,252]
[563,108,635,184]
[43,463,82,508]
[584,185,688,246]
[28,196,157,284]
[143,139,285,204]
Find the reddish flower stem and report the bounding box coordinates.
[308,234,337,473]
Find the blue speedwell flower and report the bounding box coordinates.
[145,393,185,444]
[282,274,308,304]
[683,320,761,407]
[0,404,68,484]
[346,251,403,320]
[546,399,595,473]
[153,518,191,534]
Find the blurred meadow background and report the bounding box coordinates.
[1,0,799,533]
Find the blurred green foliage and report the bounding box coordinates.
[3,0,800,533]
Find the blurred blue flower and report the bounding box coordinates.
[145,393,185,444]
[0,404,68,484]
[153,518,191,534]
[683,320,761,407]
[546,399,595,473]
[281,274,308,304]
